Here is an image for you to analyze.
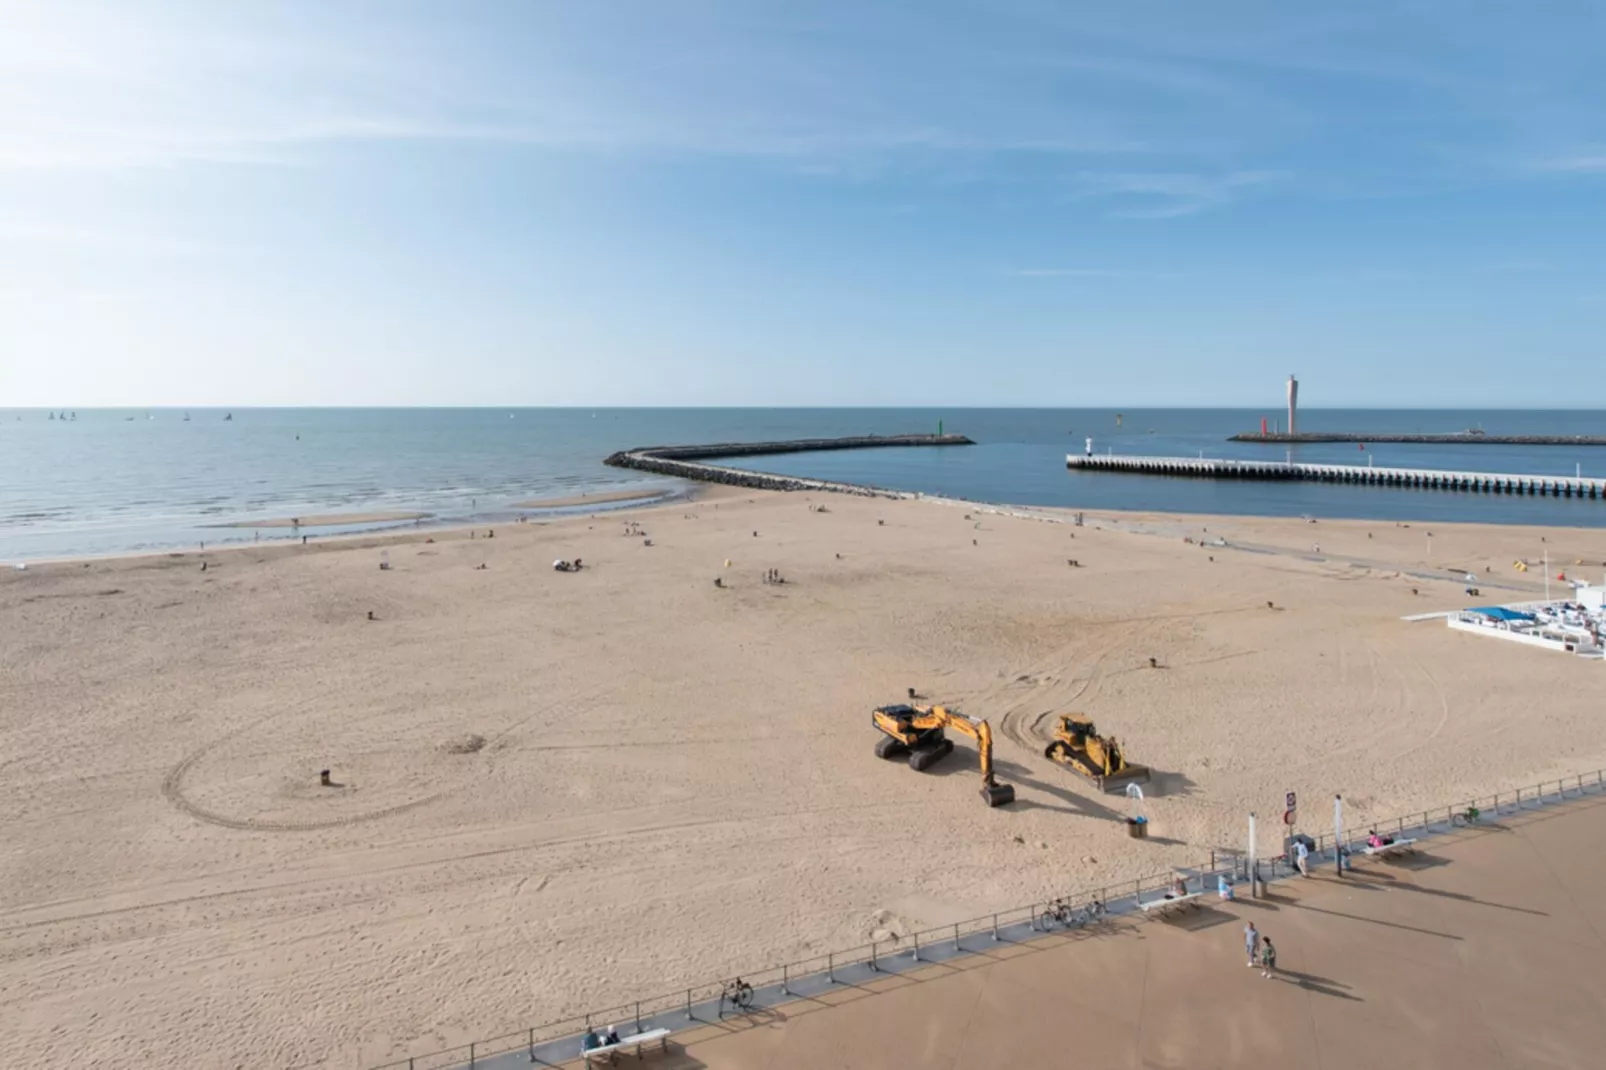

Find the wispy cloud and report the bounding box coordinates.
[1539,154,1606,174]
[1070,170,1283,218]
[1000,267,1181,279]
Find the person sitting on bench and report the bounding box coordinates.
[1367,829,1395,848]
[582,1029,602,1052]
[604,1025,620,1045]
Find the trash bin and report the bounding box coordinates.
[1126,816,1148,839]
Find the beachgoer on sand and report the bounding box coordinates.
[1244,921,1260,967]
[1260,937,1277,979]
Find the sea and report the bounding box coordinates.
[5,407,1606,562]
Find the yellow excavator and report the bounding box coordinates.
[1044,714,1150,791]
[872,704,1016,807]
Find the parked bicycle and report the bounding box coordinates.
[719,977,754,1018]
[1452,805,1482,827]
[1040,897,1104,930]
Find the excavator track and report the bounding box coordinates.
[908,738,954,771]
[875,736,911,760]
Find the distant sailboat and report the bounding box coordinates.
[224,413,233,421]
[184,412,191,422]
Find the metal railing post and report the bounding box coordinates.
[870,941,879,972]
[1516,787,1521,810]
[828,952,835,984]
[781,963,789,997]
[954,922,961,950]
[469,1042,475,1069]
[527,1029,534,1061]
[635,1001,642,1033]
[912,931,920,962]
[992,913,999,941]
[685,989,693,1021]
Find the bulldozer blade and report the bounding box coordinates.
[981,782,1016,807]
[1097,766,1152,792]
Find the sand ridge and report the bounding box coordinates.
[3,490,1606,1067]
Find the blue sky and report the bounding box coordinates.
[3,1,1605,407]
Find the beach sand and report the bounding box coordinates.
[4,489,1606,1068]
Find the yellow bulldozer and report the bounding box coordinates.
[872,704,1016,807]
[1044,714,1150,791]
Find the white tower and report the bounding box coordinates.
[1286,375,1299,436]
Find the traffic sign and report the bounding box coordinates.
[1285,791,1297,811]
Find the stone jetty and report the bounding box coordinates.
[1068,453,1606,498]
[605,433,974,496]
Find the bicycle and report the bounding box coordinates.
[719,977,754,1018]
[1451,805,1482,827]
[1040,897,1104,930]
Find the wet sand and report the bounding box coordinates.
[207,511,430,529]
[511,489,675,510]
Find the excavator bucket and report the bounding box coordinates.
[981,781,1016,807]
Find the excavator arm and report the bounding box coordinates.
[873,704,1015,807]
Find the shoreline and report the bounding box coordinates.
[4,484,725,571]
[510,488,677,510]
[7,484,1600,582]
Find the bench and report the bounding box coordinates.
[582,1027,672,1067]
[1138,891,1203,917]
[1363,837,1419,858]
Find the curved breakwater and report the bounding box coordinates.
[604,433,974,496]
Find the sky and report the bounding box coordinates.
[2,1,1605,408]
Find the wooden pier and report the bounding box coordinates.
[1229,432,1606,446]
[1067,453,1606,498]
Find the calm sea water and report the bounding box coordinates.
[5,408,1606,561]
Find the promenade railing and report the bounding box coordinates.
[364,766,1606,1070]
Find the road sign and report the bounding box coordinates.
[1285,791,1297,811]
[1282,809,1296,826]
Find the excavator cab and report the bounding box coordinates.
[872,703,1015,807]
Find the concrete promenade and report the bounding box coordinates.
[578,793,1606,1069]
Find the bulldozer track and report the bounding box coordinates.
[996,620,1151,756]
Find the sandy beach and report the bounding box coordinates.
[5,488,1606,1068]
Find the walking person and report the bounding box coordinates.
[1294,838,1311,877]
[1260,937,1277,979]
[1243,921,1260,968]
